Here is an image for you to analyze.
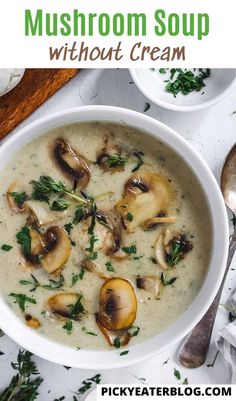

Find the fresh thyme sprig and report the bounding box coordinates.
[19,274,65,292]
[0,349,43,401]
[30,176,87,204]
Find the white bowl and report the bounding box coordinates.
[130,69,236,112]
[0,106,228,369]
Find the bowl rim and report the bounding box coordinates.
[0,105,229,369]
[129,69,236,112]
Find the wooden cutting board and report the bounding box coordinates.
[0,69,78,141]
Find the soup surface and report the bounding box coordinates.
[0,122,212,350]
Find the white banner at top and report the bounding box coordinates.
[0,0,235,68]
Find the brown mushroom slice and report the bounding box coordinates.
[25,314,41,329]
[96,137,124,172]
[116,171,173,233]
[25,200,55,226]
[41,227,71,275]
[155,232,169,270]
[81,211,126,259]
[54,138,90,187]
[81,259,110,280]
[143,216,177,230]
[98,278,137,331]
[136,276,163,299]
[30,227,44,255]
[95,313,131,347]
[47,292,83,320]
[7,182,26,213]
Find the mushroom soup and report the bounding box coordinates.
[0,122,212,350]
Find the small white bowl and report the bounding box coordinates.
[130,69,236,112]
[0,106,229,369]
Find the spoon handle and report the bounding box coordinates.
[178,230,236,368]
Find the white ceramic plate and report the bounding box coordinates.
[0,106,229,369]
[130,69,236,112]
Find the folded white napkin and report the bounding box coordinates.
[216,289,236,383]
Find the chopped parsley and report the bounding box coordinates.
[128,325,140,337]
[16,226,31,256]
[167,235,193,267]
[174,368,181,380]
[132,150,144,172]
[86,234,98,260]
[64,222,73,234]
[63,320,73,335]
[120,350,129,356]
[82,327,98,336]
[106,155,126,168]
[51,198,70,211]
[113,337,121,348]
[161,272,177,287]
[73,204,86,224]
[19,274,64,292]
[9,293,36,312]
[106,261,115,272]
[127,212,133,222]
[144,103,151,112]
[122,244,137,254]
[69,295,84,319]
[10,191,27,206]
[1,244,13,251]
[79,267,85,280]
[160,68,211,97]
[75,374,101,396]
[72,273,79,286]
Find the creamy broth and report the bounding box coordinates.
[0,122,212,350]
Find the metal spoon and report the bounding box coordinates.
[178,144,236,368]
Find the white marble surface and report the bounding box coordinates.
[1,69,236,398]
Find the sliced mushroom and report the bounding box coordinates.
[95,313,131,347]
[80,211,127,260]
[41,226,71,276]
[81,259,110,280]
[143,216,177,230]
[7,182,26,213]
[25,200,55,226]
[25,314,41,329]
[96,137,125,172]
[47,292,84,320]
[53,138,90,187]
[155,229,193,270]
[21,227,44,265]
[155,232,169,270]
[98,278,137,331]
[116,171,173,233]
[136,276,163,299]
